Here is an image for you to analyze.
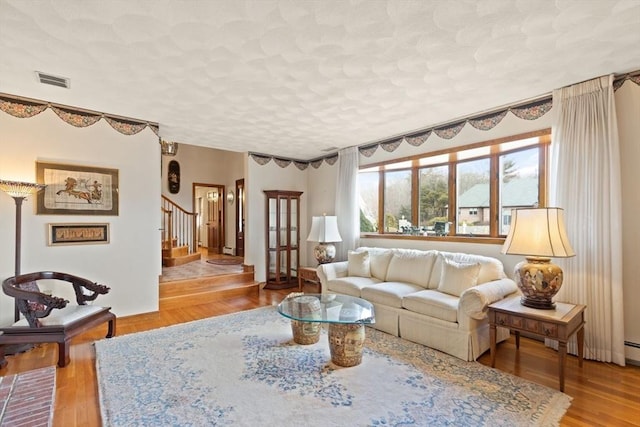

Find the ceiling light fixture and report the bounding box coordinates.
[160,138,179,156]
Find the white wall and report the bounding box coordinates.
[245,159,309,282]
[0,109,161,325]
[160,143,244,251]
[617,80,640,362]
[305,161,339,264]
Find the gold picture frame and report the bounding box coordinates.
[48,223,110,246]
[36,162,119,215]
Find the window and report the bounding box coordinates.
[358,131,549,241]
[384,169,412,233]
[419,165,448,235]
[499,146,540,235]
[358,168,379,233]
[456,157,490,235]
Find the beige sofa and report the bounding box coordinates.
[316,247,518,361]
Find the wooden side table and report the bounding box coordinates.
[488,296,586,392]
[298,266,320,292]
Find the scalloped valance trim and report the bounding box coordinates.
[0,93,159,136]
[357,98,553,157]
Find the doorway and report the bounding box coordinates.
[193,183,225,255]
[235,179,245,257]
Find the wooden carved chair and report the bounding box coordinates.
[0,271,116,368]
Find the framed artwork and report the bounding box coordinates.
[36,162,119,215]
[48,223,110,246]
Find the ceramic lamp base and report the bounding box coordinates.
[314,243,336,264]
[514,257,564,310]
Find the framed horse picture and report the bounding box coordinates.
[36,162,119,215]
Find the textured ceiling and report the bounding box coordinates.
[1,0,639,160]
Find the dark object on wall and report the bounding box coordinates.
[168,160,180,194]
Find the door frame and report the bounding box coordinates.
[235,178,245,257]
[192,182,226,254]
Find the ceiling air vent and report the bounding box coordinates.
[36,71,70,89]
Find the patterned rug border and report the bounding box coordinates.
[95,306,572,426]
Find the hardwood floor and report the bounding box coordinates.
[2,284,639,426]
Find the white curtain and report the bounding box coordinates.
[334,147,359,261]
[550,75,625,365]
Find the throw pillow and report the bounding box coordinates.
[385,250,437,288]
[437,258,481,297]
[348,250,371,278]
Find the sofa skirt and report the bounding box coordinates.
[398,310,510,361]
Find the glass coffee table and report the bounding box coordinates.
[277,293,375,367]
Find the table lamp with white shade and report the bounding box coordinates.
[307,215,342,264]
[501,207,575,309]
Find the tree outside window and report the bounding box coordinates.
[384,170,412,233]
[419,165,448,234]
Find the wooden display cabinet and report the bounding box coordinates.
[264,190,303,289]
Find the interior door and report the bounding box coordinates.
[235,179,245,257]
[207,190,222,254]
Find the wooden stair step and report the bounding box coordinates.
[162,245,189,258]
[159,281,260,311]
[160,272,255,299]
[162,251,201,267]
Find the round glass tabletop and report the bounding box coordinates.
[277,293,375,325]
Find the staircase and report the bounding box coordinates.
[159,266,260,311]
[162,196,201,266]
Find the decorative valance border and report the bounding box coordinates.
[613,72,640,91]
[249,97,555,168]
[0,93,159,136]
[356,98,553,157]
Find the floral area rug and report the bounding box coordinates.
[95,306,571,426]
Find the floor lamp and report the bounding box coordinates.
[0,179,46,354]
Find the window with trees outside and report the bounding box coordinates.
[358,131,549,242]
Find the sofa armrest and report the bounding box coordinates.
[459,278,519,321]
[316,261,348,293]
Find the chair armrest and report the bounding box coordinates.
[459,278,519,320]
[12,289,68,327]
[316,261,348,294]
[66,273,111,305]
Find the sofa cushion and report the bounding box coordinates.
[428,252,505,288]
[347,250,371,277]
[358,247,394,280]
[402,290,459,323]
[385,249,437,288]
[437,258,481,297]
[360,282,423,308]
[326,277,381,297]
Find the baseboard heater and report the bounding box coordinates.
[223,246,235,256]
[625,341,640,366]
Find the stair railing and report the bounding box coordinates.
[161,195,197,255]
